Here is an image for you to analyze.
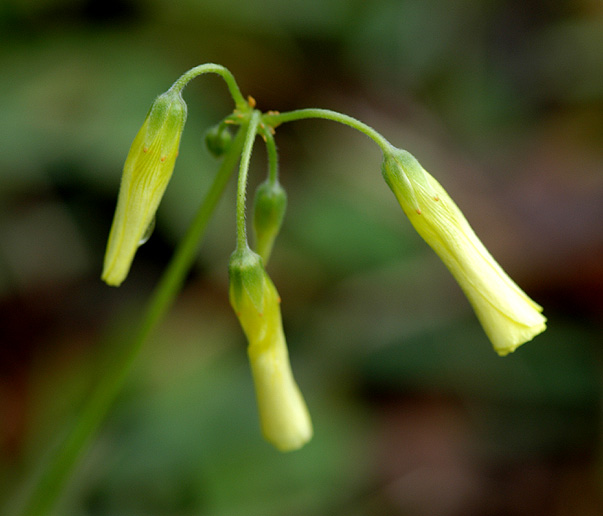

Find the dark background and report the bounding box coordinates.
[1,0,602,514]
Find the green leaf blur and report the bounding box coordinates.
[1,0,602,515]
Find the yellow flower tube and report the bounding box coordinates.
[229,249,313,451]
[382,149,546,356]
[102,90,187,286]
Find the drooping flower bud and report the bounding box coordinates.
[382,148,546,356]
[102,90,187,286]
[229,247,313,451]
[252,180,287,264]
[205,124,232,158]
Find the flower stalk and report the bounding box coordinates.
[19,126,247,516]
[235,111,262,250]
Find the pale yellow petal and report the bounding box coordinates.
[383,149,546,354]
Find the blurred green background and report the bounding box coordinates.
[1,0,602,515]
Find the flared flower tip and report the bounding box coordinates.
[382,149,546,356]
[250,341,314,451]
[477,294,546,356]
[102,90,187,286]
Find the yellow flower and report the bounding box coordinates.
[382,149,546,356]
[102,90,187,286]
[229,249,313,451]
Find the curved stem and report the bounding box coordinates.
[17,126,248,516]
[235,111,261,250]
[169,63,247,110]
[263,108,393,153]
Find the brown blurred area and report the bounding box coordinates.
[1,0,602,514]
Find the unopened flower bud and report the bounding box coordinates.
[382,148,546,356]
[205,124,232,157]
[102,90,187,286]
[252,180,287,264]
[229,247,313,451]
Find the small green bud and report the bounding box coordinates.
[228,247,265,314]
[252,180,287,264]
[102,89,187,286]
[205,124,232,157]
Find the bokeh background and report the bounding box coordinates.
[1,0,602,515]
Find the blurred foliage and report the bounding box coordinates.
[1,0,602,515]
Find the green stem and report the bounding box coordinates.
[235,111,261,251]
[263,129,279,185]
[18,125,248,516]
[264,108,393,153]
[169,63,247,110]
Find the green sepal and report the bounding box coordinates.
[228,246,265,314]
[145,90,188,150]
[381,148,427,215]
[205,124,233,157]
[252,179,287,263]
